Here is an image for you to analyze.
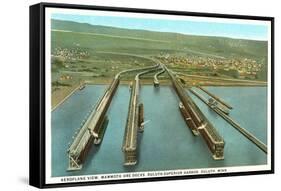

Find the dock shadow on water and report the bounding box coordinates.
[82,144,102,170]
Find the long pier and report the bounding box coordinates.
[189,88,267,154]
[67,75,120,170]
[197,86,232,109]
[162,63,225,160]
[122,65,160,165]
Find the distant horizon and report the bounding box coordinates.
[51,13,269,41]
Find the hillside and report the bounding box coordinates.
[50,19,268,107]
[51,19,268,60]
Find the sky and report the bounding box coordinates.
[51,13,268,41]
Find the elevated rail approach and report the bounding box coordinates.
[153,67,165,87]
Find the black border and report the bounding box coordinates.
[29,2,275,188]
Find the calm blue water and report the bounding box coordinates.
[51,85,267,177]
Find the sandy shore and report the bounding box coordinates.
[51,82,80,110]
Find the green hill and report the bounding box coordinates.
[51,19,268,60]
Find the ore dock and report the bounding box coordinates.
[162,63,225,160]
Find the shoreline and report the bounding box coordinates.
[51,78,267,110]
[85,79,267,87]
[51,83,80,111]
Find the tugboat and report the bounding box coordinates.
[208,98,229,115]
[208,98,218,109]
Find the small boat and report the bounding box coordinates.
[208,98,229,115]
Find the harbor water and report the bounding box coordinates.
[51,85,267,177]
